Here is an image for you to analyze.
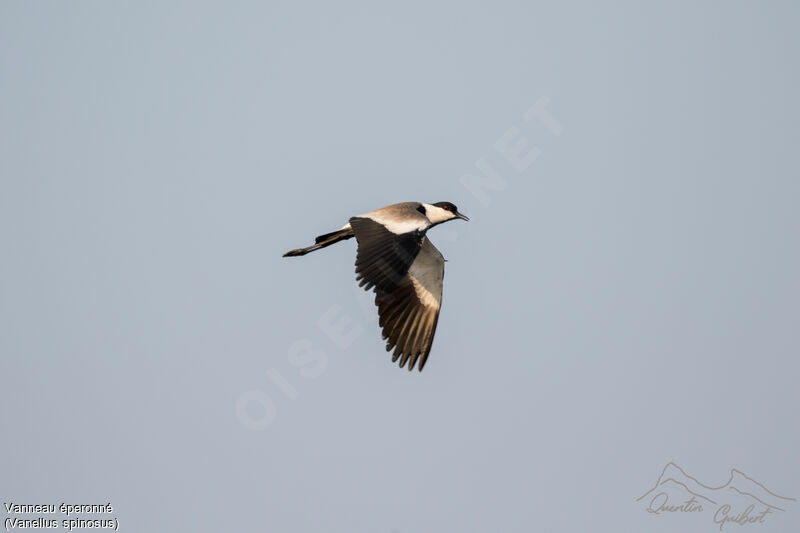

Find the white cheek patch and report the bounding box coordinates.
[422,204,452,224]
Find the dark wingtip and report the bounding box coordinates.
[283,249,305,257]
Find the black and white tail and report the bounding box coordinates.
[283,226,355,257]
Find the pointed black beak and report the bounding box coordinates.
[455,211,470,221]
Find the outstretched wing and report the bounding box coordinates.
[349,216,425,292]
[374,238,445,371]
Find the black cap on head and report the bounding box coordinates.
[432,201,458,212]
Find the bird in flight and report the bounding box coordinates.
[283,201,469,371]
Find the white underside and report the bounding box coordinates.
[357,209,431,235]
[408,238,444,308]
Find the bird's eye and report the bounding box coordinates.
[443,205,450,210]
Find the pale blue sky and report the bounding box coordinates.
[2,2,799,532]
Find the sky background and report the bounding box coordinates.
[2,2,799,532]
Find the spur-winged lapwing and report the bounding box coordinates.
[283,201,469,371]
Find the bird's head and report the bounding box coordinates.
[427,202,469,224]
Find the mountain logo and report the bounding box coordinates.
[637,462,795,529]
